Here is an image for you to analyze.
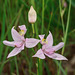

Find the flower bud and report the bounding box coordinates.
[63,1,67,8]
[28,6,37,23]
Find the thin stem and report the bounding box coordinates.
[32,23,35,34]
[14,57,19,75]
[41,0,44,34]
[59,0,65,34]
[30,1,35,75]
[58,0,71,75]
[37,59,39,75]
[62,0,71,55]
[31,0,35,7]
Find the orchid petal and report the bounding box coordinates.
[11,27,24,41]
[7,44,24,58]
[39,34,45,40]
[3,40,23,48]
[45,53,68,60]
[19,25,27,35]
[26,38,40,48]
[3,40,15,47]
[32,49,45,59]
[52,42,64,51]
[46,31,53,47]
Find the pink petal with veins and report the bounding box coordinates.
[11,27,24,41]
[45,53,68,60]
[46,31,53,47]
[32,49,45,59]
[39,34,45,40]
[7,44,24,58]
[26,38,40,48]
[19,25,27,35]
[3,40,15,47]
[52,42,64,51]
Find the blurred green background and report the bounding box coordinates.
[0,0,75,75]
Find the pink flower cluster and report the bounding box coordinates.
[3,25,67,60]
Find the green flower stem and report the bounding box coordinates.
[62,0,71,55]
[14,57,19,75]
[31,0,35,7]
[31,1,36,75]
[37,59,43,75]
[41,0,44,34]
[32,23,35,34]
[31,1,40,75]
[59,0,65,35]
[58,0,71,75]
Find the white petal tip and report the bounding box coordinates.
[7,55,13,58]
[32,55,36,57]
[64,58,68,61]
[32,55,45,59]
[7,56,10,58]
[49,31,51,34]
[58,57,68,60]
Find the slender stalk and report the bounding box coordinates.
[30,1,40,74]
[59,0,65,34]
[14,57,19,75]
[62,0,71,55]
[37,59,39,75]
[37,59,43,75]
[31,0,35,7]
[32,23,35,35]
[41,0,44,34]
[58,0,71,75]
[29,1,36,75]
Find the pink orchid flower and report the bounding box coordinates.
[32,31,68,60]
[3,25,40,58]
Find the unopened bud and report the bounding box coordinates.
[63,2,67,8]
[28,6,37,23]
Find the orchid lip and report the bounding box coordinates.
[42,49,54,55]
[22,39,26,42]
[15,43,23,48]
